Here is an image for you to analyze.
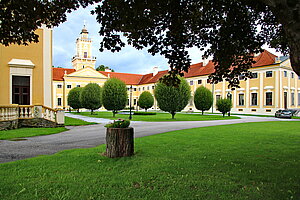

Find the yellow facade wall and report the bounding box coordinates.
[0,29,47,105]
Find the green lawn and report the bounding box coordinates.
[0,127,67,140]
[0,121,299,200]
[65,116,97,126]
[74,111,240,121]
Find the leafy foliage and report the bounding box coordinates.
[216,98,232,117]
[2,1,300,86]
[96,65,114,72]
[80,83,102,114]
[154,77,191,119]
[105,119,130,128]
[194,86,213,115]
[67,87,83,112]
[138,91,154,111]
[102,78,128,117]
[0,0,99,46]
[94,0,300,87]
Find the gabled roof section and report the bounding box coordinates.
[139,70,169,84]
[184,63,204,78]
[53,68,76,81]
[67,66,107,78]
[99,71,144,85]
[253,50,277,67]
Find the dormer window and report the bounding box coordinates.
[84,52,87,58]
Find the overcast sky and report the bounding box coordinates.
[53,5,279,75]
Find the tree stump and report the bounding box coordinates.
[105,127,134,158]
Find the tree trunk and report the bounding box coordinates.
[202,110,204,115]
[171,112,176,119]
[77,109,80,113]
[259,0,300,76]
[91,109,93,115]
[106,127,134,158]
[113,111,116,117]
[223,112,225,117]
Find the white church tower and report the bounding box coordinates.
[72,23,96,71]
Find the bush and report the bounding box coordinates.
[154,77,191,119]
[216,98,232,117]
[194,86,213,115]
[138,91,154,111]
[102,78,128,117]
[105,119,130,128]
[67,87,83,112]
[80,83,102,115]
[133,112,156,115]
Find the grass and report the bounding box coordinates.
[0,121,299,199]
[65,116,97,126]
[74,111,240,121]
[292,116,300,119]
[0,127,67,140]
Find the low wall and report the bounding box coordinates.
[0,119,18,131]
[19,118,58,128]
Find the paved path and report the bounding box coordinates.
[0,114,298,163]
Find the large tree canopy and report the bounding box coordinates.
[1,0,299,87]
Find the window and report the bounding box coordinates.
[67,85,71,89]
[251,73,258,79]
[190,81,194,85]
[291,72,294,78]
[266,92,272,105]
[207,79,211,84]
[127,88,130,91]
[238,94,244,106]
[284,71,287,77]
[216,95,221,101]
[152,86,155,89]
[57,98,62,106]
[133,88,137,91]
[251,93,258,106]
[198,80,202,84]
[134,99,137,105]
[291,93,295,105]
[298,93,300,106]
[84,52,87,58]
[76,85,80,87]
[143,87,145,91]
[266,71,273,77]
[57,84,62,88]
[139,88,141,91]
[127,99,129,106]
[147,86,150,90]
[298,76,300,80]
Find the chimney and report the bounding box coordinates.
[153,67,159,76]
[203,59,209,66]
[105,68,112,72]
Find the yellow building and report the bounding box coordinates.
[53,26,300,115]
[0,26,52,107]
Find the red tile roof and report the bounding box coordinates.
[253,50,277,67]
[52,68,75,81]
[52,50,278,84]
[99,71,144,85]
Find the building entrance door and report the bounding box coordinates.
[284,92,287,109]
[12,76,30,105]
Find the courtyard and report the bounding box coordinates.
[0,118,299,199]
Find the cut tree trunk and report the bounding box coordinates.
[106,127,134,158]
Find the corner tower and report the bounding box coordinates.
[72,24,96,71]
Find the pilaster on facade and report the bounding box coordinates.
[259,72,264,109]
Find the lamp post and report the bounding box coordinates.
[129,85,133,120]
[227,91,232,116]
